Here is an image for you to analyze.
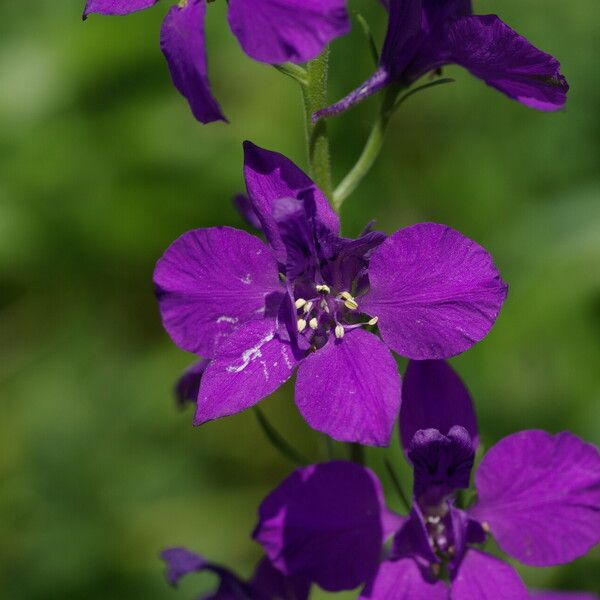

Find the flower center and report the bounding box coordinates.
[293,284,377,346]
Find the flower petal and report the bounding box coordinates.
[470,430,600,566]
[295,329,401,446]
[160,0,227,124]
[233,194,262,231]
[175,359,209,407]
[243,141,340,267]
[361,223,507,360]
[253,461,402,591]
[409,427,475,503]
[161,547,250,599]
[195,319,299,424]
[154,227,282,357]
[400,360,478,453]
[315,0,422,119]
[227,0,350,64]
[83,0,158,17]
[448,15,568,111]
[360,559,449,600]
[250,558,311,600]
[451,550,528,599]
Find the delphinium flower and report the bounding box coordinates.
[153,141,507,445]
[161,547,310,600]
[82,0,350,123]
[253,360,600,598]
[316,0,569,119]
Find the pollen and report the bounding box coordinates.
[297,318,307,332]
[303,301,314,314]
[335,324,345,339]
[309,318,318,330]
[316,284,331,294]
[368,316,379,326]
[295,298,307,309]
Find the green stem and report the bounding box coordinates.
[384,458,411,512]
[349,443,366,466]
[273,63,309,87]
[254,407,308,466]
[302,48,334,203]
[333,84,400,208]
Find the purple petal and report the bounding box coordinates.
[361,223,508,360]
[470,430,600,566]
[250,558,311,600]
[195,319,299,424]
[161,547,207,587]
[531,593,600,600]
[233,194,262,231]
[160,0,227,124]
[83,0,158,17]
[295,329,401,446]
[448,15,568,111]
[315,0,422,120]
[254,461,403,591]
[161,547,252,600]
[227,0,350,65]
[154,227,282,358]
[243,142,340,267]
[360,559,449,600]
[400,360,478,454]
[175,359,209,407]
[393,506,438,565]
[408,427,475,504]
[451,550,528,599]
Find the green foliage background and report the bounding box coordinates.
[1,1,599,598]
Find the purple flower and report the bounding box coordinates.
[154,142,507,446]
[83,0,350,123]
[316,0,569,119]
[253,360,600,597]
[161,547,309,600]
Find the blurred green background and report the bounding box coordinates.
[1,1,599,598]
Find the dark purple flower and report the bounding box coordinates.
[161,547,309,600]
[253,361,600,596]
[154,142,507,446]
[83,0,350,123]
[316,0,569,119]
[175,358,209,407]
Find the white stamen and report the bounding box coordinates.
[335,324,345,339]
[316,284,331,294]
[320,299,330,313]
[309,318,318,330]
[339,291,358,310]
[295,298,307,309]
[297,318,307,332]
[303,301,314,314]
[481,522,491,533]
[368,316,379,326]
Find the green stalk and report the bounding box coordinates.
[332,84,400,208]
[301,48,334,203]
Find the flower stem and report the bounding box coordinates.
[333,84,400,208]
[302,48,334,204]
[384,458,411,512]
[254,406,308,466]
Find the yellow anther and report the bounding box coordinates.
[316,284,331,294]
[303,301,314,314]
[297,319,307,332]
[344,299,359,310]
[295,298,307,309]
[335,324,345,339]
[367,316,379,326]
[309,318,318,330]
[481,521,491,533]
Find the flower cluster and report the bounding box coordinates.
[81,1,598,598]
[83,0,350,122]
[164,361,600,599]
[154,142,507,445]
